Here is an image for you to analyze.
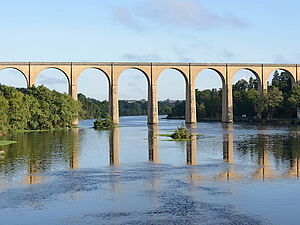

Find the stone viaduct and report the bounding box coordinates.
[0,62,299,124]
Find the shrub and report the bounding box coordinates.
[93,117,115,130]
[170,123,191,140]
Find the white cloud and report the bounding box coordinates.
[38,73,67,85]
[122,53,162,61]
[112,0,246,30]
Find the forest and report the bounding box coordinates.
[78,93,180,119]
[168,70,300,121]
[0,85,80,134]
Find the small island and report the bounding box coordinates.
[170,123,192,140]
[159,123,196,141]
[93,117,115,130]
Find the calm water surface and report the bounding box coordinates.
[0,116,300,225]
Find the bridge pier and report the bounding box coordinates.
[222,81,233,123]
[147,80,158,124]
[185,81,197,124]
[109,82,119,125]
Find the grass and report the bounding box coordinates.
[158,134,173,137]
[158,133,203,141]
[0,141,17,146]
[161,138,192,142]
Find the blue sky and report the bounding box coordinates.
[0,0,299,100]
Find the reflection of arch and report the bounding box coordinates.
[0,67,29,87]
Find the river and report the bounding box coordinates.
[0,116,300,224]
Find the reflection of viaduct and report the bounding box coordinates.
[1,62,299,124]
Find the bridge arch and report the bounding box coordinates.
[263,66,297,91]
[231,69,262,120]
[192,67,225,85]
[0,67,29,87]
[158,68,187,99]
[194,68,225,121]
[232,68,262,90]
[155,67,188,83]
[77,67,110,83]
[194,68,225,85]
[157,68,188,121]
[228,67,262,91]
[118,68,149,121]
[35,68,70,94]
[267,68,296,87]
[78,68,110,99]
[115,67,150,85]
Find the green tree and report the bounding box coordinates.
[0,95,9,133]
[287,86,300,113]
[254,87,283,119]
[233,79,248,92]
[272,70,293,94]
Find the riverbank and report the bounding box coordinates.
[165,116,300,125]
[235,118,300,125]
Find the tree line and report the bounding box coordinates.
[78,70,300,122]
[78,93,181,119]
[167,70,300,121]
[0,85,80,134]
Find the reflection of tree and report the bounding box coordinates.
[148,125,158,163]
[285,137,300,177]
[109,127,119,165]
[0,130,78,183]
[287,157,300,178]
[236,129,300,179]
